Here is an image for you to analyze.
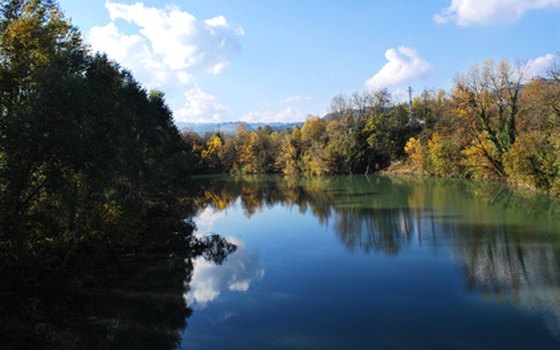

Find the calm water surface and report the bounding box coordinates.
[181,175,560,349]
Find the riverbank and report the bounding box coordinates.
[380,159,560,198]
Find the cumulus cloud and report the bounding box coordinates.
[89,22,174,88]
[176,87,230,123]
[365,46,432,92]
[92,1,242,76]
[524,53,557,79]
[435,0,560,26]
[88,1,242,123]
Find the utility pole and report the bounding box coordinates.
[408,86,413,122]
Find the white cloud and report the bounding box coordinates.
[99,1,242,73]
[240,107,306,123]
[89,1,242,83]
[177,87,230,123]
[280,95,312,104]
[365,46,432,92]
[239,96,315,123]
[89,22,172,88]
[88,1,242,123]
[435,0,560,26]
[524,53,557,79]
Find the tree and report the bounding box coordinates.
[0,1,192,253]
[301,116,332,175]
[327,94,368,174]
[201,134,224,173]
[276,127,303,175]
[404,137,424,170]
[0,0,86,239]
[453,60,525,177]
[301,116,327,144]
[504,131,560,192]
[362,93,412,173]
[411,89,448,127]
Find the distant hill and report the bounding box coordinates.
[176,121,304,135]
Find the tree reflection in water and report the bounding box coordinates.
[0,223,235,350]
[194,175,560,336]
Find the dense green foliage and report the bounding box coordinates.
[187,60,560,195]
[0,0,192,262]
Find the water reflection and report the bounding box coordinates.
[449,223,560,337]
[0,223,236,350]
[192,175,560,337]
[187,231,264,308]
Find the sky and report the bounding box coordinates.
[57,0,560,124]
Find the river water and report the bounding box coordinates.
[180,175,560,349]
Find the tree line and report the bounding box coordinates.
[183,89,418,176]
[185,60,560,195]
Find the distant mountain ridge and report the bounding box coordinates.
[176,121,304,135]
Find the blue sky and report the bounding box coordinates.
[58,0,560,123]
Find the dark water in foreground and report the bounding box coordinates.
[182,175,560,350]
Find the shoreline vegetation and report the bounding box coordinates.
[186,58,560,195]
[0,0,558,347]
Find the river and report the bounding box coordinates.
[4,175,560,349]
[182,175,560,349]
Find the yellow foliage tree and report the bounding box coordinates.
[201,134,224,172]
[503,131,560,192]
[276,128,303,176]
[461,131,503,179]
[301,116,327,144]
[238,132,260,174]
[404,137,424,171]
[425,133,461,177]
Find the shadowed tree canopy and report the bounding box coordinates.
[0,0,192,258]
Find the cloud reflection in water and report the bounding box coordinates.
[186,208,264,308]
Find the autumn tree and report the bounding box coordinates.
[411,89,448,127]
[301,116,332,175]
[276,126,304,175]
[201,133,224,173]
[454,60,525,178]
[327,93,368,173]
[362,91,415,173]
